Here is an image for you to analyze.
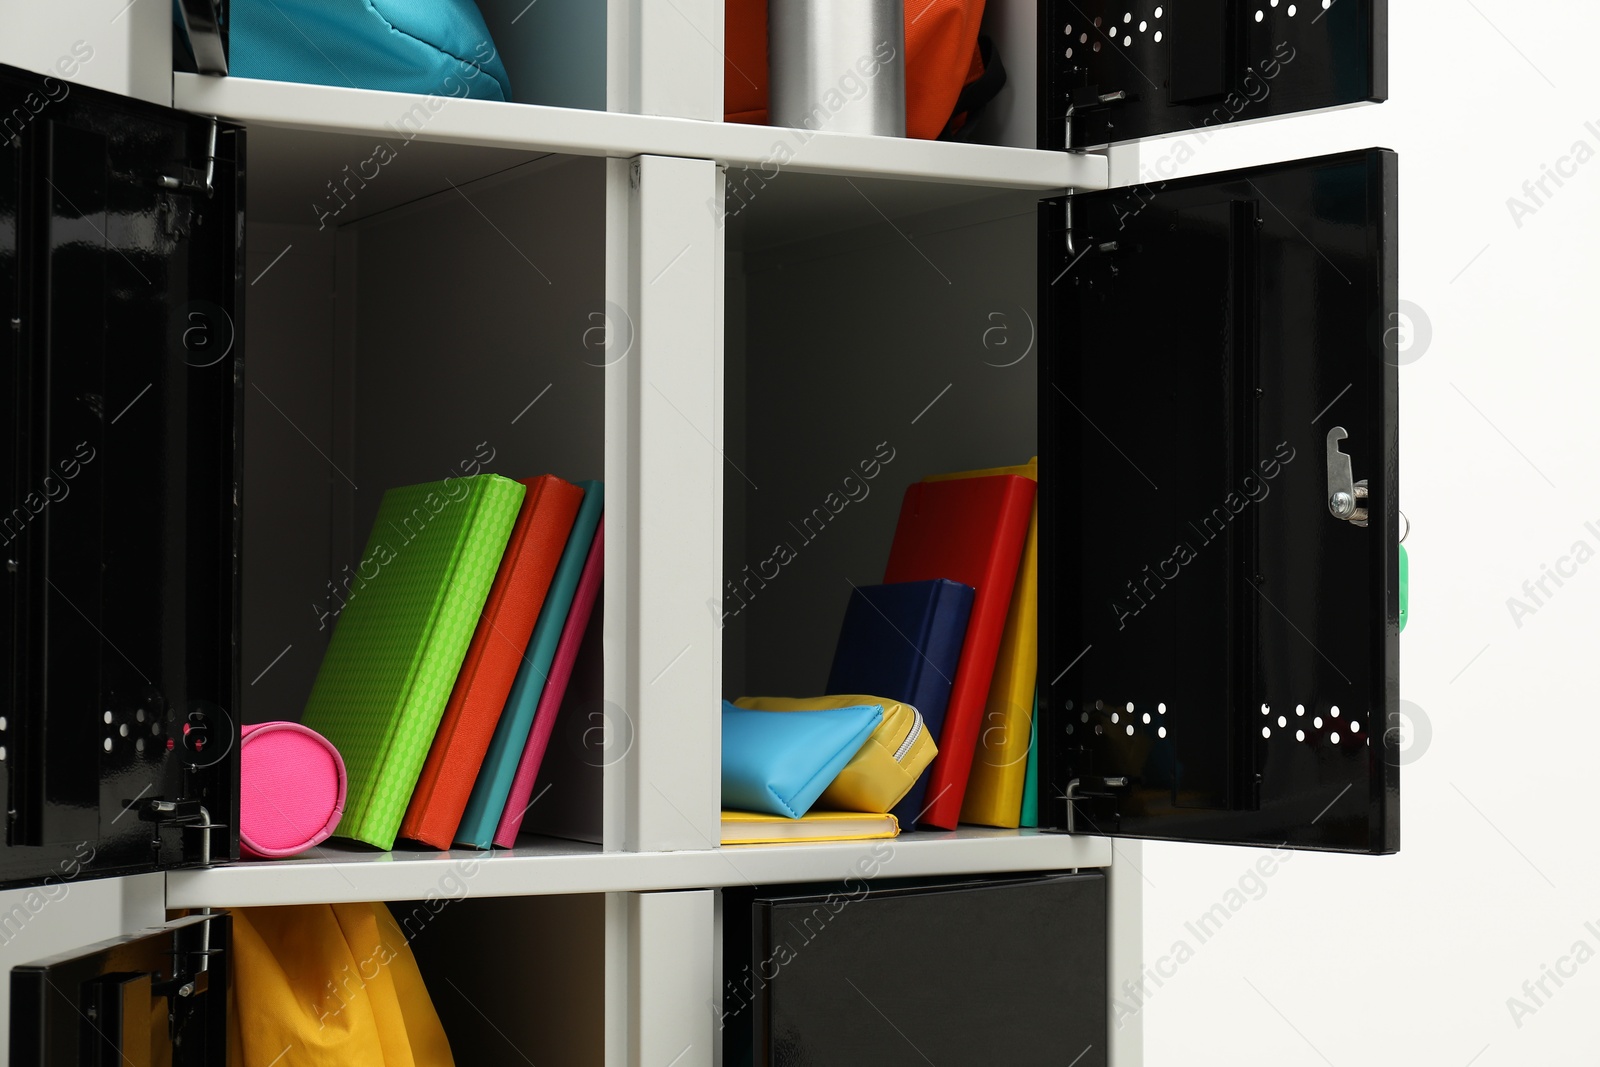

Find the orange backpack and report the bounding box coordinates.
[725,0,1005,140]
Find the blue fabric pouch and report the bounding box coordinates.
[227,0,513,102]
[721,701,883,819]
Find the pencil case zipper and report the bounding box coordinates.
[892,708,924,763]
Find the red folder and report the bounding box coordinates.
[882,474,1035,829]
[492,517,604,848]
[399,475,584,848]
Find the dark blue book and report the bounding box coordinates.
[826,579,975,827]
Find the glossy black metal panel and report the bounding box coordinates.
[1038,149,1399,853]
[0,62,242,887]
[1039,0,1387,149]
[10,913,228,1066]
[723,872,1107,1067]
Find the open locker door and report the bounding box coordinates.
[1037,149,1399,854]
[1,61,242,887]
[10,913,229,1065]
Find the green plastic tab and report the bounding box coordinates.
[1398,544,1408,633]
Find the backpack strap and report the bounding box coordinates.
[940,35,1008,142]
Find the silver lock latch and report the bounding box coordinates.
[1326,426,1369,527]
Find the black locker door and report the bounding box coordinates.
[10,913,229,1066]
[1037,149,1398,854]
[1,62,242,887]
[724,872,1108,1067]
[1040,0,1387,150]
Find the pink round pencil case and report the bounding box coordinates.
[238,722,347,859]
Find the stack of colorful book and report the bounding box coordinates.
[844,458,1040,832]
[718,458,1043,844]
[300,472,605,852]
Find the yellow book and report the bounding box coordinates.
[926,459,1038,828]
[721,810,900,845]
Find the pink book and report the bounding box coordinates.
[493,518,604,847]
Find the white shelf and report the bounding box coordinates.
[173,73,1107,193]
[165,830,1113,909]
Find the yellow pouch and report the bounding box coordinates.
[227,901,455,1067]
[734,695,936,814]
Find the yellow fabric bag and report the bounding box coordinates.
[734,694,936,814]
[227,902,455,1067]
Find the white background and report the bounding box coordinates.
[1138,1,1600,1063]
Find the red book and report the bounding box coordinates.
[399,475,584,848]
[492,517,603,848]
[882,474,1035,830]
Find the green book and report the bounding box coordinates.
[1019,688,1039,827]
[302,474,525,849]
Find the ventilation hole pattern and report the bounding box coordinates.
[1070,699,1175,743]
[100,704,166,761]
[1259,703,1366,747]
[1065,5,1163,58]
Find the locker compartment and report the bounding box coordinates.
[721,0,1046,149]
[723,172,1042,706]
[723,149,1398,852]
[723,169,1049,840]
[720,0,1385,151]
[382,893,604,1067]
[238,140,609,851]
[1,52,612,890]
[9,893,606,1066]
[176,0,607,112]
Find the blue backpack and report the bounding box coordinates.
[221,0,513,102]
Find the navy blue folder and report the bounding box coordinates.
[825,579,975,827]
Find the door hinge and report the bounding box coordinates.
[1064,776,1130,834]
[1065,86,1129,148]
[1062,198,1119,265]
[157,116,218,198]
[138,799,223,867]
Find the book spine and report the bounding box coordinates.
[457,482,603,848]
[921,484,1033,830]
[408,483,533,821]
[358,478,519,848]
[492,517,604,847]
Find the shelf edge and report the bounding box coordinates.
[173,74,1109,192]
[165,832,1115,908]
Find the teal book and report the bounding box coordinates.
[456,480,604,847]
[1019,688,1039,827]
[301,474,526,850]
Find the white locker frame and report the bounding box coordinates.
[0,2,1143,1064]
